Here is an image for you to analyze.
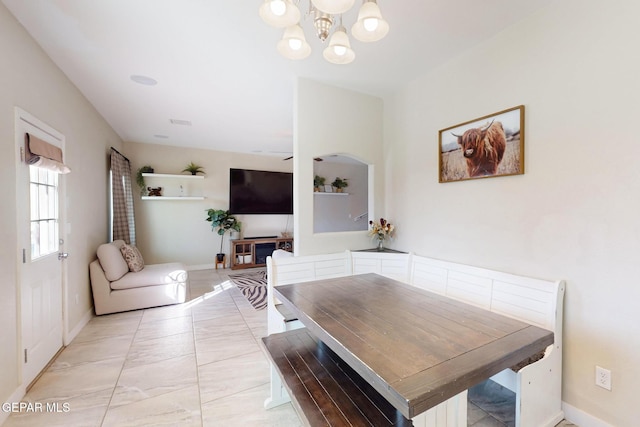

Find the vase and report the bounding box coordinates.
[376,239,385,251]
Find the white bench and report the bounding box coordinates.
[265,251,565,427]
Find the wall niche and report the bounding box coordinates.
[313,155,369,233]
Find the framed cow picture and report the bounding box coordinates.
[438,105,524,183]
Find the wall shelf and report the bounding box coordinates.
[141,173,205,199]
[142,173,204,179]
[141,196,205,201]
[314,192,349,196]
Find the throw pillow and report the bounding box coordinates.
[120,244,145,272]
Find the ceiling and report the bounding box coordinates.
[3,0,552,157]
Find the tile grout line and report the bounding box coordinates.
[99,312,143,427]
[191,278,205,427]
[194,270,273,411]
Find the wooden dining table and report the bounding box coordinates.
[274,273,554,419]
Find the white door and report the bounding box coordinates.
[15,108,66,386]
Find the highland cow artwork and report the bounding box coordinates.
[439,106,524,183]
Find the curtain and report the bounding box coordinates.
[110,148,136,245]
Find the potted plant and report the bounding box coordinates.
[136,165,154,195]
[314,175,326,192]
[331,177,349,193]
[182,162,205,175]
[205,209,241,263]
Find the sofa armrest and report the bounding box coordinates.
[89,259,112,312]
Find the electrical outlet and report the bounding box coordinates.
[596,366,611,390]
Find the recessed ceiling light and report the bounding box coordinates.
[170,119,192,126]
[153,134,169,139]
[130,75,157,86]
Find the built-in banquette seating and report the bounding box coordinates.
[89,240,188,315]
[263,250,565,427]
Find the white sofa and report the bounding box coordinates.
[89,240,188,315]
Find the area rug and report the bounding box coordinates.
[228,270,267,310]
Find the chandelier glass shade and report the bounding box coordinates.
[259,0,301,28]
[260,0,388,64]
[323,26,355,64]
[277,24,312,59]
[311,0,355,15]
[351,0,388,42]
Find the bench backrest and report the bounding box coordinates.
[267,251,352,286]
[351,251,411,282]
[268,251,564,339]
[410,255,564,334]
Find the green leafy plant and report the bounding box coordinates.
[331,177,349,191]
[314,175,326,190]
[205,209,241,255]
[136,165,154,195]
[182,162,205,175]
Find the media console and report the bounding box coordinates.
[230,237,293,270]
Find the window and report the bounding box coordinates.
[29,166,58,260]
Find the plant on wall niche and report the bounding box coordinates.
[314,175,326,192]
[331,177,349,192]
[136,165,154,195]
[205,209,241,262]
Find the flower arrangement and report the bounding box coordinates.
[369,218,395,250]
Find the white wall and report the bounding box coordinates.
[124,142,293,266]
[295,78,384,255]
[385,1,640,425]
[0,3,122,415]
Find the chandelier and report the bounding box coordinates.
[259,0,389,65]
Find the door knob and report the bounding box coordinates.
[58,252,69,260]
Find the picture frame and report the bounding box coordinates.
[439,105,524,183]
[323,184,333,193]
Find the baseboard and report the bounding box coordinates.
[64,307,93,346]
[1,383,28,425]
[563,401,613,427]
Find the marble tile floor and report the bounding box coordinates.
[468,380,575,427]
[4,269,576,427]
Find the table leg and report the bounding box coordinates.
[263,362,291,409]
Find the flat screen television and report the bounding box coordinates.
[229,168,293,215]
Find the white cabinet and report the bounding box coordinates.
[141,173,205,200]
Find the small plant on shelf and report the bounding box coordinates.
[205,209,241,262]
[136,165,154,195]
[331,177,349,192]
[182,162,205,175]
[314,175,326,192]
